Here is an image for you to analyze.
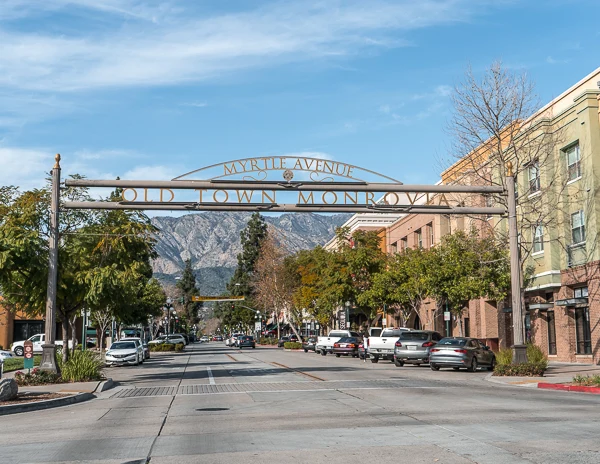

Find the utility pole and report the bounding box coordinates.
[40,154,61,373]
[506,162,527,363]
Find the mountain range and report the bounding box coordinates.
[151,212,350,294]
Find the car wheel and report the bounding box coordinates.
[370,357,379,363]
[239,346,243,350]
[469,357,478,372]
[335,353,341,358]
[394,360,404,367]
[304,349,308,353]
[452,367,460,371]
[252,346,255,349]
[488,358,496,371]
[430,363,440,371]
[320,350,327,356]
[14,347,24,357]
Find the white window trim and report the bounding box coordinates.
[528,190,542,199]
[566,176,582,185]
[532,250,545,257]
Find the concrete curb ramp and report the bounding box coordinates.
[538,382,600,394]
[0,392,95,416]
[0,378,114,416]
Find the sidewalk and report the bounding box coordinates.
[487,361,600,388]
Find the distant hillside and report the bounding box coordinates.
[151,212,350,294]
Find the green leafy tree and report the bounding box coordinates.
[428,230,510,335]
[361,247,434,328]
[176,258,201,331]
[0,181,163,361]
[219,213,268,331]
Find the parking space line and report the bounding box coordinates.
[207,366,215,385]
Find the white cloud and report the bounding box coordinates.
[180,101,208,108]
[0,1,486,92]
[0,147,50,190]
[124,164,183,180]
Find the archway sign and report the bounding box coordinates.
[64,155,505,215]
[39,155,525,374]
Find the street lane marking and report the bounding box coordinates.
[207,366,215,385]
[269,362,326,381]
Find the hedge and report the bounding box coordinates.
[149,343,184,352]
[283,342,302,350]
[260,337,278,345]
[493,362,547,377]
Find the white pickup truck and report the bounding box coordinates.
[10,334,70,357]
[367,327,411,363]
[316,330,360,356]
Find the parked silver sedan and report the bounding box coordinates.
[429,337,496,372]
[393,330,442,367]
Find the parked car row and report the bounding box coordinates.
[224,333,256,349]
[304,329,496,372]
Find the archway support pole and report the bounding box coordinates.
[506,162,527,363]
[40,154,61,373]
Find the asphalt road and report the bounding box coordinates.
[2,343,600,464]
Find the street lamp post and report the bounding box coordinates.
[506,162,527,363]
[40,154,61,373]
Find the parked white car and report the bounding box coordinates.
[121,337,150,359]
[105,340,144,366]
[200,336,209,343]
[10,334,72,357]
[367,327,411,363]
[0,350,14,361]
[316,330,360,355]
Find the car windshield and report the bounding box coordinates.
[399,332,429,341]
[110,342,136,350]
[167,336,182,340]
[381,328,408,337]
[338,337,358,343]
[328,332,348,337]
[438,338,467,346]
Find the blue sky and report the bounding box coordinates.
[1,0,598,194]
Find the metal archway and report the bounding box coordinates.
[40,155,524,373]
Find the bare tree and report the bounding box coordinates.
[444,61,571,317]
[253,230,301,340]
[91,307,113,356]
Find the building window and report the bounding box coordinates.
[574,286,588,299]
[547,310,557,355]
[400,237,407,252]
[416,229,422,249]
[464,318,470,337]
[565,143,581,182]
[533,225,544,253]
[528,159,540,193]
[390,241,398,254]
[571,210,585,245]
[428,223,434,247]
[575,307,592,354]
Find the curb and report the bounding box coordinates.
[538,382,600,394]
[94,378,114,393]
[0,392,94,416]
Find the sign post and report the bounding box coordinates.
[24,340,34,372]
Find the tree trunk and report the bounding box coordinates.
[62,317,69,363]
[69,315,77,355]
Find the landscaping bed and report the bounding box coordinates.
[492,344,548,377]
[2,355,42,373]
[0,392,69,406]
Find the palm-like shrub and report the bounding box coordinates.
[61,350,104,382]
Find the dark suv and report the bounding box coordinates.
[393,330,443,367]
[238,335,256,349]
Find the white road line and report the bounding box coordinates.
[207,366,216,385]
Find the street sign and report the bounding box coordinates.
[444,311,451,321]
[254,322,261,331]
[23,340,34,369]
[191,296,245,302]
